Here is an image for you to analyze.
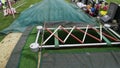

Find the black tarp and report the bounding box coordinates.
[6,26,33,68]
[41,51,120,68]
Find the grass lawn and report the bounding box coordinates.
[0,0,41,41]
[0,0,120,42]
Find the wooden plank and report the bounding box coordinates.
[0,33,22,68]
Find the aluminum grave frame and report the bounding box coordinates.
[30,25,120,50]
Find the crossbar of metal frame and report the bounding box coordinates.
[100,25,102,40]
[89,26,111,44]
[35,29,41,43]
[63,26,76,42]
[103,26,119,40]
[40,26,120,48]
[91,27,119,41]
[82,25,89,43]
[107,28,120,39]
[39,42,120,48]
[75,27,102,42]
[45,27,64,44]
[42,26,61,45]
[60,26,83,44]
[45,27,100,30]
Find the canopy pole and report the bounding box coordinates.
[37,23,46,68]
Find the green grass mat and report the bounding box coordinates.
[18,28,39,68]
[42,46,120,54]
[18,26,120,68]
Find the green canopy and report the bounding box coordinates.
[2,0,99,34]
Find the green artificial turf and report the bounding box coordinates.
[18,26,120,68]
[18,27,39,68]
[42,46,120,54]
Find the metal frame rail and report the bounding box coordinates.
[30,25,120,50]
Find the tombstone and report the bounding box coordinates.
[107,2,118,19]
[100,2,119,22]
[114,5,120,19]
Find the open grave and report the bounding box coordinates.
[30,22,120,50]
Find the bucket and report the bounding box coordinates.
[30,43,39,52]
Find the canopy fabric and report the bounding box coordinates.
[2,0,99,34]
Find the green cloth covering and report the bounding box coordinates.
[2,0,99,34]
